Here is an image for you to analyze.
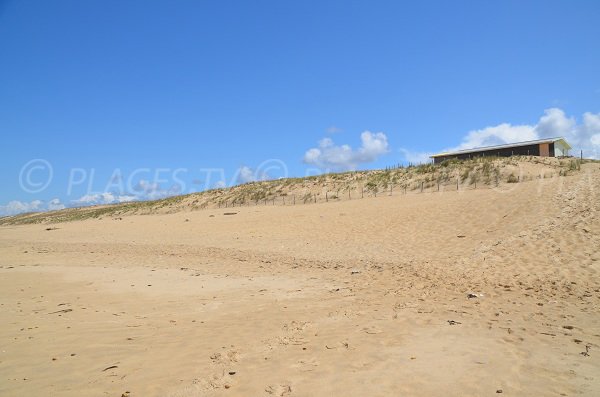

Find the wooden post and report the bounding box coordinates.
[348,189,351,200]
[361,187,364,198]
[581,150,583,160]
[314,194,316,203]
[474,176,477,189]
[326,192,328,202]
[457,177,459,191]
[437,180,440,192]
[421,181,423,192]
[390,184,393,196]
[293,195,296,205]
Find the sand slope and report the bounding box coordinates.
[1,162,599,396]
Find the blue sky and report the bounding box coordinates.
[1,0,599,215]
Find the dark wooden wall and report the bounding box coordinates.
[432,143,552,164]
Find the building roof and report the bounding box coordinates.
[430,137,571,158]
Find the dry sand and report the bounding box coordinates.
[1,163,599,396]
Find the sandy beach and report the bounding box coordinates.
[1,162,599,396]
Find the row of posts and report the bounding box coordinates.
[215,174,514,208]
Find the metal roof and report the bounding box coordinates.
[430,137,571,158]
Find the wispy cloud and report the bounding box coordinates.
[303,131,389,171]
[326,125,342,134]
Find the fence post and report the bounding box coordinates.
[314,194,316,203]
[326,192,328,202]
[348,189,351,200]
[361,187,364,198]
[474,176,477,189]
[293,195,296,205]
[421,181,423,192]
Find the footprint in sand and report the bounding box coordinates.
[282,320,311,332]
[190,371,231,392]
[362,326,382,334]
[265,384,292,396]
[293,357,319,372]
[210,349,240,364]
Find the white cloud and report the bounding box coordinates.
[133,179,181,200]
[47,198,66,211]
[457,108,600,159]
[2,179,187,217]
[235,165,271,184]
[0,200,43,216]
[536,108,575,138]
[0,198,66,217]
[326,126,342,134]
[303,131,389,171]
[71,192,137,206]
[236,166,256,184]
[453,123,538,151]
[405,108,600,161]
[398,149,433,165]
[579,112,600,158]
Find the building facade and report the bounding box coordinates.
[430,137,571,164]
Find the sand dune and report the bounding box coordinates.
[1,160,599,396]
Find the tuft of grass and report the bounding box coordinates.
[507,173,518,183]
[569,159,581,171]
